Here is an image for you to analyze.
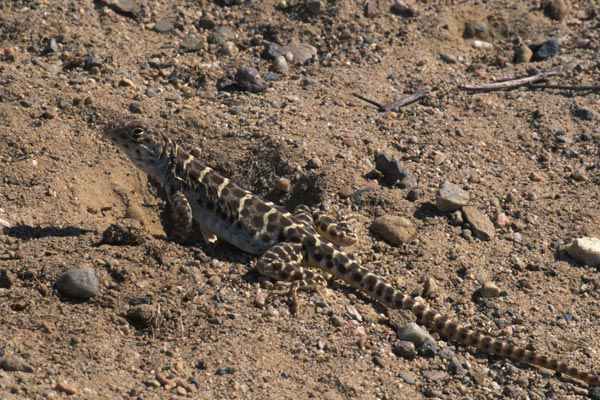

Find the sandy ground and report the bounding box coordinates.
[1,0,600,399]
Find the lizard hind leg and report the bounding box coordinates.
[256,242,327,314]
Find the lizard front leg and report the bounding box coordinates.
[166,189,193,243]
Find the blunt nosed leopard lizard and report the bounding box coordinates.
[104,116,599,386]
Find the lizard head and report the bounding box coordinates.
[105,116,167,174]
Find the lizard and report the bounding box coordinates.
[104,115,600,386]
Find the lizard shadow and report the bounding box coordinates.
[3,224,95,240]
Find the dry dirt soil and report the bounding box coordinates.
[1,0,600,399]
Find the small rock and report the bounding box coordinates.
[375,152,409,186]
[448,357,465,375]
[418,341,438,357]
[181,35,203,52]
[254,290,267,307]
[532,39,559,61]
[271,56,289,75]
[208,26,236,45]
[406,188,422,202]
[306,157,322,169]
[364,1,378,18]
[55,381,77,395]
[422,277,438,298]
[372,355,386,368]
[283,42,317,65]
[462,206,495,241]
[422,370,449,382]
[393,341,417,360]
[306,1,325,15]
[0,354,33,372]
[571,167,587,182]
[100,221,146,246]
[545,0,570,21]
[397,322,434,345]
[563,237,600,267]
[480,281,501,298]
[276,177,291,193]
[513,45,533,63]
[436,181,469,212]
[105,0,141,16]
[153,18,174,33]
[222,41,238,57]
[370,215,414,246]
[265,42,286,59]
[398,370,417,384]
[0,269,16,288]
[338,185,352,199]
[127,304,156,328]
[4,47,15,60]
[198,14,215,29]
[391,0,416,17]
[494,212,510,228]
[345,304,363,322]
[234,67,267,93]
[215,365,235,375]
[54,267,98,300]
[463,21,489,40]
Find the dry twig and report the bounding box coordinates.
[353,89,430,112]
[459,71,557,92]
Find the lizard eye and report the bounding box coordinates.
[132,127,144,138]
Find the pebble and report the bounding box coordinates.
[276,177,291,193]
[181,35,203,52]
[198,14,215,29]
[283,42,317,65]
[54,267,99,300]
[418,341,438,357]
[406,188,422,202]
[532,39,559,61]
[422,277,438,298]
[436,181,469,212]
[494,212,510,228]
[153,18,174,33]
[254,290,267,307]
[234,67,267,93]
[306,1,325,15]
[398,370,417,384]
[0,269,16,288]
[271,56,289,75]
[463,21,489,40]
[372,355,386,368]
[338,185,352,199]
[422,370,448,382]
[396,322,434,345]
[448,357,465,375]
[563,237,600,267]
[265,42,286,59]
[127,304,155,328]
[462,206,495,241]
[215,365,235,375]
[472,40,493,50]
[208,26,236,45]
[480,281,501,298]
[106,0,141,16]
[364,1,378,18]
[392,341,417,360]
[100,222,146,246]
[589,386,600,400]
[0,354,34,372]
[306,157,322,169]
[391,0,416,17]
[545,0,570,21]
[345,304,363,322]
[374,152,409,186]
[369,215,415,246]
[55,381,77,395]
[222,42,238,57]
[513,45,533,63]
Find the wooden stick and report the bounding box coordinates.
[352,89,430,111]
[459,71,558,92]
[528,83,600,92]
